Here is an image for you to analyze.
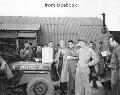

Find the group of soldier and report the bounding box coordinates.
[19,35,120,95]
[18,39,99,95]
[1,34,120,95]
[53,39,99,95]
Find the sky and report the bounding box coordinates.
[0,0,120,31]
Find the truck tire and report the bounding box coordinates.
[27,77,54,95]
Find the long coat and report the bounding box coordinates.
[67,48,78,91]
[109,45,120,84]
[108,45,120,95]
[56,48,69,82]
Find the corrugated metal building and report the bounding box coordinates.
[0,16,109,48]
[0,16,40,48]
[38,17,106,45]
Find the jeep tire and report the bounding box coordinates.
[27,77,54,95]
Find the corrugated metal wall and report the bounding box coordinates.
[38,17,104,46]
[0,16,107,46]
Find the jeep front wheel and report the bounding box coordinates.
[27,77,54,95]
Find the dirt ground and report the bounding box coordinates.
[0,71,110,95]
[0,87,106,95]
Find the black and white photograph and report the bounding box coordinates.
[0,0,120,95]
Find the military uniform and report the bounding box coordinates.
[109,45,120,95]
[75,47,99,95]
[0,56,14,95]
[20,48,33,61]
[67,48,78,93]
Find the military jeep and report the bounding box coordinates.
[9,61,55,95]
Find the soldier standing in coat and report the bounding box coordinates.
[75,39,99,95]
[54,40,69,95]
[67,40,78,94]
[89,41,99,88]
[108,35,120,95]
